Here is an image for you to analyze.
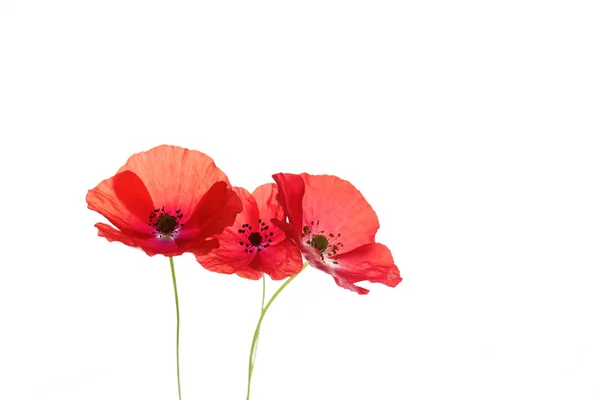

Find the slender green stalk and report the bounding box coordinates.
[246,263,308,400]
[250,276,267,382]
[169,257,182,400]
[261,275,266,312]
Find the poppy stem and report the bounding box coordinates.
[246,263,308,400]
[169,257,182,400]
[248,276,266,395]
[261,275,266,311]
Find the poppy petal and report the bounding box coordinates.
[299,174,380,255]
[195,230,261,280]
[87,171,154,238]
[333,243,402,287]
[233,186,260,227]
[181,181,243,241]
[270,217,301,245]
[174,237,220,256]
[96,223,181,257]
[96,221,219,257]
[117,145,231,219]
[194,187,260,277]
[331,276,370,295]
[235,268,263,280]
[272,173,305,233]
[250,239,303,280]
[297,243,371,294]
[95,222,139,247]
[252,183,287,245]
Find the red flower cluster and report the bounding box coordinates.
[87,145,401,293]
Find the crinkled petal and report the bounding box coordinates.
[232,186,260,228]
[299,174,380,255]
[252,183,287,245]
[94,222,180,256]
[180,181,243,241]
[194,187,260,278]
[96,222,218,257]
[95,223,139,247]
[298,243,370,294]
[195,230,261,279]
[334,243,402,288]
[117,145,231,219]
[271,217,301,245]
[250,238,303,280]
[87,171,155,238]
[272,173,305,234]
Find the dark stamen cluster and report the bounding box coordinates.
[148,206,184,238]
[238,218,274,253]
[302,220,344,264]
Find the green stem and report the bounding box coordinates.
[261,275,266,312]
[246,263,308,400]
[250,276,267,383]
[169,257,182,400]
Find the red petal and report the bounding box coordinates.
[186,185,256,242]
[234,186,260,226]
[195,229,261,280]
[235,268,263,280]
[252,183,287,245]
[293,243,368,294]
[87,171,154,238]
[95,223,139,247]
[180,181,243,241]
[272,173,305,233]
[174,237,220,256]
[250,238,303,280]
[299,174,380,255]
[95,222,217,257]
[194,187,261,279]
[334,243,402,287]
[117,145,231,219]
[271,217,302,246]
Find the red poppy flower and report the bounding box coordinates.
[271,173,402,294]
[86,145,243,257]
[195,184,303,280]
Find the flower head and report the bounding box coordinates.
[272,173,402,294]
[195,184,303,280]
[86,145,243,257]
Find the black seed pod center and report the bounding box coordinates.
[148,206,184,238]
[248,232,263,247]
[156,214,178,235]
[302,220,344,263]
[237,218,274,253]
[310,234,329,253]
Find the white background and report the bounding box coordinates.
[1,1,599,399]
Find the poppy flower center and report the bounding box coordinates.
[248,232,263,247]
[310,234,329,253]
[156,215,177,234]
[148,206,184,238]
[303,220,344,264]
[237,219,274,254]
